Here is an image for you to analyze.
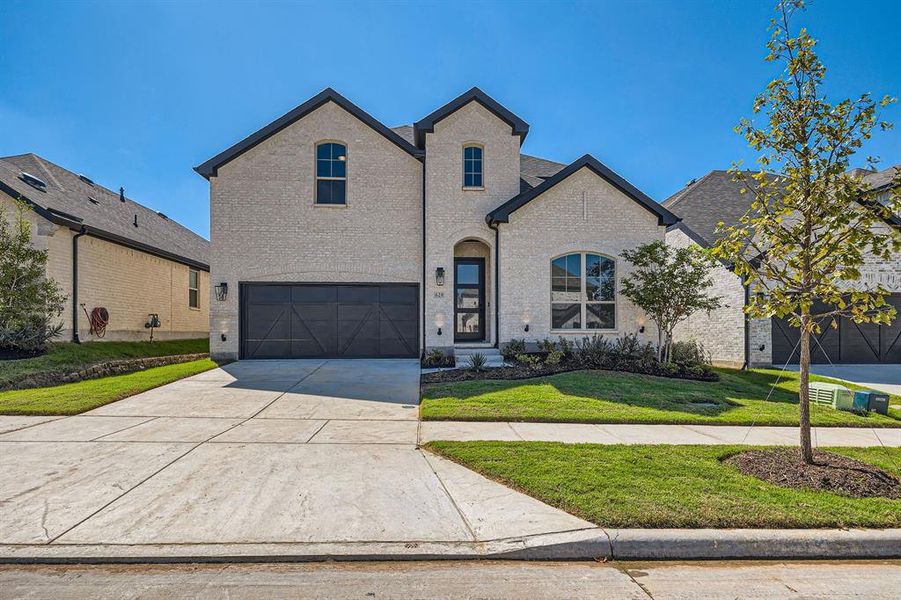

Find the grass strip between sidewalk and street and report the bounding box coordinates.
[420,368,901,426]
[426,441,901,529]
[0,358,218,415]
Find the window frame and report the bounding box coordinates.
[462,143,484,190]
[549,251,617,332]
[314,141,348,206]
[188,268,200,310]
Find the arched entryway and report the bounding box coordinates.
[453,239,492,344]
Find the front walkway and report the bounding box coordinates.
[0,359,593,559]
[420,421,901,446]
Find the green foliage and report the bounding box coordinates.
[556,336,575,357]
[501,338,526,360]
[420,368,900,427]
[708,1,901,462]
[670,339,711,367]
[0,201,67,353]
[427,442,901,529]
[515,353,542,369]
[425,348,446,367]
[466,352,488,371]
[620,241,723,362]
[0,359,218,415]
[537,338,557,353]
[545,350,564,366]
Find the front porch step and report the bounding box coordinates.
[454,347,501,357]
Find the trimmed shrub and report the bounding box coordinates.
[501,338,526,360]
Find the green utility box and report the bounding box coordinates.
[808,382,854,411]
[852,390,891,415]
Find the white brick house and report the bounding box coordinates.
[195,88,678,360]
[664,168,901,367]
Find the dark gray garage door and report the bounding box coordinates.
[240,283,419,359]
[771,294,901,364]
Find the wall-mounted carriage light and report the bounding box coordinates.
[436,267,445,286]
[523,324,530,332]
[214,282,228,301]
[639,325,645,333]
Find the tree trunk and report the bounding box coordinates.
[656,327,664,363]
[798,313,814,464]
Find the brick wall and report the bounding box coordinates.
[666,227,747,367]
[423,101,521,352]
[208,100,423,360]
[498,167,664,347]
[1,194,209,343]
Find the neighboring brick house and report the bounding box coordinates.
[195,87,679,360]
[0,153,210,343]
[664,167,901,367]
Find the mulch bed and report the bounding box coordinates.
[725,448,901,499]
[421,359,718,385]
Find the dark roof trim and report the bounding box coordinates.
[194,88,423,179]
[0,181,210,271]
[486,154,679,227]
[413,87,529,149]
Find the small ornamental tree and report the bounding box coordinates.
[620,241,723,363]
[0,200,67,354]
[711,1,901,464]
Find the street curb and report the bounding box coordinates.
[1,529,898,563]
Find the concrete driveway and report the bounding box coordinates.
[0,359,593,560]
[785,364,901,396]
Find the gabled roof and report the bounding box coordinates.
[413,87,529,149]
[0,153,209,270]
[486,154,679,227]
[664,168,901,245]
[195,88,423,179]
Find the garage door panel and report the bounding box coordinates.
[248,285,291,303]
[772,293,901,364]
[291,286,337,303]
[242,283,418,359]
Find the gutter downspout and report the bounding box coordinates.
[421,154,427,356]
[72,227,87,343]
[489,221,500,348]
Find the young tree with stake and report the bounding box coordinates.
[712,0,901,464]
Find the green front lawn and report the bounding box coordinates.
[0,359,218,415]
[0,338,209,389]
[420,368,901,426]
[427,441,901,529]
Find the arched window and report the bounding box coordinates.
[551,252,615,330]
[463,145,483,188]
[316,142,347,204]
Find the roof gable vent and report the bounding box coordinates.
[78,174,95,185]
[20,172,48,192]
[157,211,168,219]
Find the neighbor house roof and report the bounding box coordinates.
[412,87,529,149]
[0,153,209,270]
[487,154,679,227]
[663,167,901,247]
[195,88,424,179]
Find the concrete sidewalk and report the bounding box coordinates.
[420,421,901,446]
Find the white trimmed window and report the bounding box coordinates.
[550,252,615,330]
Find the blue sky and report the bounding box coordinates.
[2,0,899,239]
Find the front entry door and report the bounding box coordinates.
[454,258,485,342]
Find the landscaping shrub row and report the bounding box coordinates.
[421,335,718,384]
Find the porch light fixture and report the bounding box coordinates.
[639,325,645,333]
[221,333,227,342]
[214,282,228,301]
[523,324,529,332]
[435,267,445,286]
[437,327,443,336]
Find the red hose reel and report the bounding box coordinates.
[80,304,109,338]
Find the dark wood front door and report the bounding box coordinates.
[454,258,485,342]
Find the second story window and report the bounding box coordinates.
[463,145,483,188]
[316,142,347,204]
